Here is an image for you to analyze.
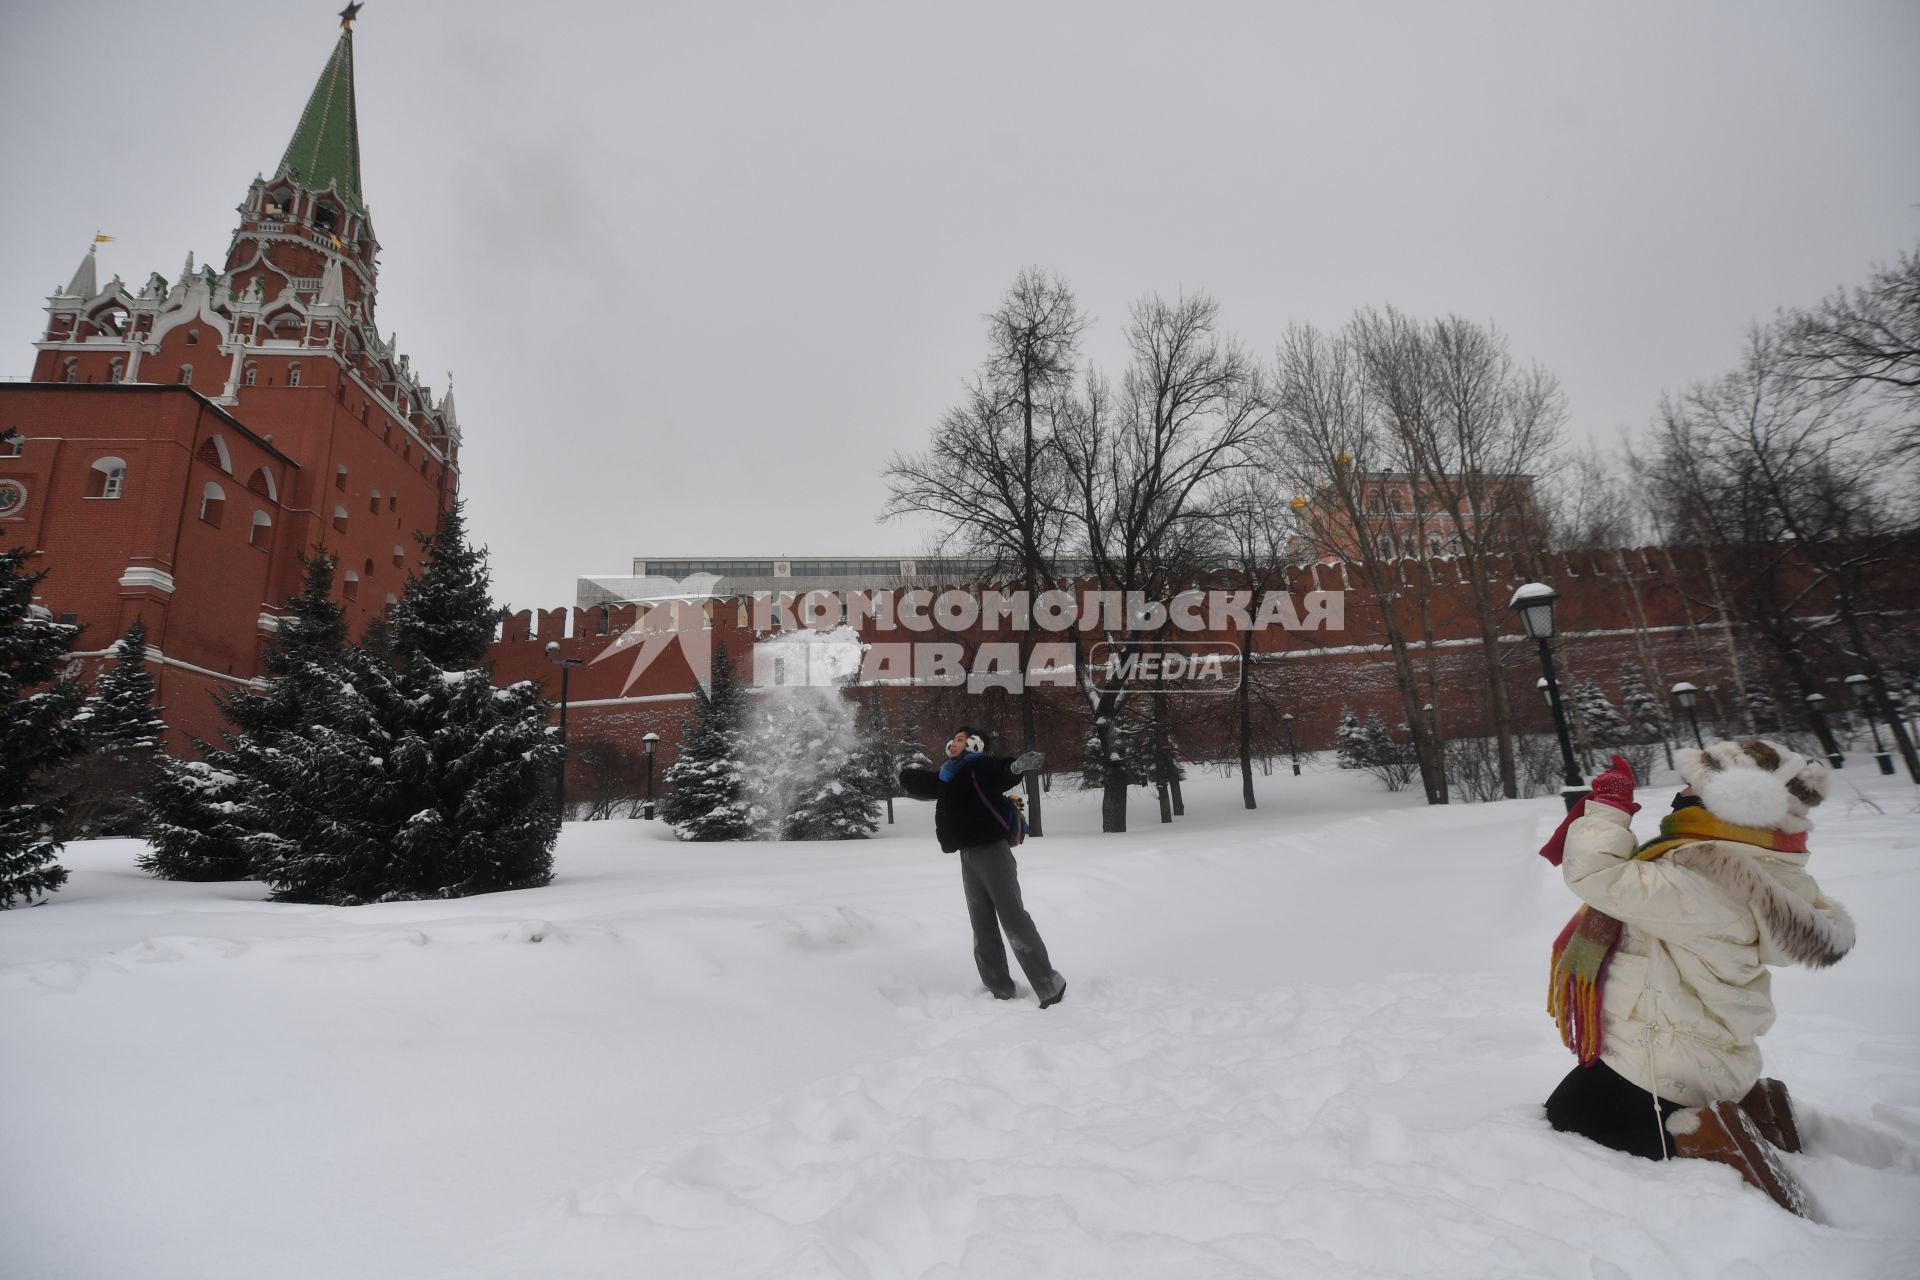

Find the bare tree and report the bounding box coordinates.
[1353,309,1567,799]
[1211,468,1299,808]
[1055,291,1265,832]
[1785,244,1920,457]
[1261,320,1448,804]
[1646,321,1920,779]
[885,268,1085,835]
[1540,439,1654,552]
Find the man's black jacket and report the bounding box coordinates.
[900,754,1022,853]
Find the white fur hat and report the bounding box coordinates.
[1676,739,1830,834]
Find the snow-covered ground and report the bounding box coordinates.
[4,761,1917,1280]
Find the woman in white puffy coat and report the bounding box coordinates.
[1543,740,1854,1171]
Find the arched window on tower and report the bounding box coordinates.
[342,570,359,602]
[247,468,277,501]
[62,359,77,384]
[335,464,348,491]
[332,506,349,534]
[249,510,273,549]
[392,544,405,569]
[287,363,302,388]
[243,363,258,387]
[369,488,381,515]
[178,365,193,386]
[87,457,126,500]
[108,359,124,384]
[199,482,226,528]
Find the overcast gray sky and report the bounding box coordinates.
[4,1,1916,610]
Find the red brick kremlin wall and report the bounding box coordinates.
[490,543,1914,791]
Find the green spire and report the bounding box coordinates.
[276,29,365,214]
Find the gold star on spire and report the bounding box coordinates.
[338,3,364,30]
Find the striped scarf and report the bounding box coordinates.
[1547,805,1808,1063]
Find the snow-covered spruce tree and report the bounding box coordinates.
[378,661,559,900]
[138,758,250,880]
[779,691,881,840]
[246,648,559,904]
[62,617,167,838]
[660,643,755,841]
[387,497,494,670]
[1080,703,1151,790]
[0,545,86,908]
[1618,661,1667,743]
[1360,711,1417,791]
[221,551,350,738]
[1571,680,1631,750]
[379,496,557,897]
[1739,659,1783,733]
[141,553,348,883]
[234,644,413,904]
[1334,707,1369,770]
[894,703,933,775]
[249,502,560,903]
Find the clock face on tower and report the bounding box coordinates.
[0,479,26,516]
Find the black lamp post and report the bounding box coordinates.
[642,730,660,818]
[1282,712,1299,776]
[1846,674,1896,776]
[1671,681,1705,750]
[1509,583,1586,811]
[546,640,583,821]
[1803,691,1844,769]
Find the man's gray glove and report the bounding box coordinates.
[1011,750,1045,776]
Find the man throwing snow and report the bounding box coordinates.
[901,726,1066,1008]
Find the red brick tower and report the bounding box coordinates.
[0,12,462,748]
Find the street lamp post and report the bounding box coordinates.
[1803,691,1844,769]
[1282,712,1299,776]
[1671,681,1705,750]
[1509,583,1586,811]
[1845,674,1896,776]
[642,731,660,818]
[546,641,583,821]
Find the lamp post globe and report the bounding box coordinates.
[1509,582,1559,640]
[641,731,661,819]
[1670,681,1704,750]
[1508,583,1583,810]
